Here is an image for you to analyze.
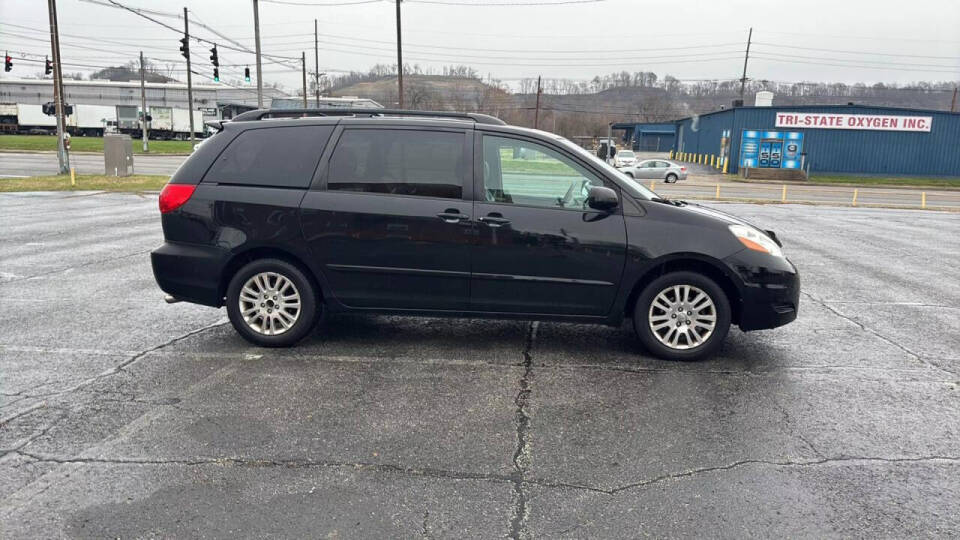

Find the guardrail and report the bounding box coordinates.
[647,179,960,211]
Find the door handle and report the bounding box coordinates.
[437,211,468,223]
[479,215,511,227]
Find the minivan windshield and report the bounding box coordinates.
[554,136,658,200]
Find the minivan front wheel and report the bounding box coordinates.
[634,271,730,361]
[226,258,319,347]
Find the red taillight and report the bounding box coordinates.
[680,167,687,172]
[159,183,196,214]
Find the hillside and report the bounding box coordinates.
[327,72,958,139]
[331,75,511,112]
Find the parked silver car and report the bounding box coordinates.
[619,159,688,182]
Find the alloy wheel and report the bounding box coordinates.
[238,271,302,336]
[648,284,717,350]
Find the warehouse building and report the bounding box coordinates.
[610,122,676,152]
[616,96,960,177]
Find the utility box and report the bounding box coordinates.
[104,134,134,177]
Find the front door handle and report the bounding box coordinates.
[437,211,469,223]
[479,215,511,227]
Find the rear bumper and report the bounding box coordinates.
[151,241,228,307]
[724,251,800,331]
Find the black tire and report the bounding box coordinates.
[633,271,731,361]
[226,258,320,347]
[665,173,678,183]
[625,171,635,179]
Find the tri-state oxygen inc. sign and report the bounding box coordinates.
[774,112,933,132]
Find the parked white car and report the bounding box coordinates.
[613,150,637,167]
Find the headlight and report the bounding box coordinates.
[728,224,783,257]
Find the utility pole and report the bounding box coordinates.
[738,27,753,103]
[314,19,320,106]
[951,87,958,113]
[301,52,308,108]
[183,7,195,144]
[395,0,403,108]
[533,75,542,130]
[139,51,148,152]
[253,0,264,108]
[47,0,69,174]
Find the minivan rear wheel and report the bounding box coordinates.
[633,271,730,361]
[226,258,319,347]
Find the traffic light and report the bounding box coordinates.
[4,53,12,72]
[209,45,220,81]
[179,36,189,59]
[244,67,251,82]
[44,57,52,75]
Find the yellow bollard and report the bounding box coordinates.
[711,155,715,167]
[669,150,674,159]
[699,154,704,164]
[70,167,76,186]
[852,189,858,207]
[781,184,787,202]
[922,192,926,209]
[715,184,721,200]
[723,157,729,174]
[650,180,655,191]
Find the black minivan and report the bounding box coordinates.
[152,109,798,360]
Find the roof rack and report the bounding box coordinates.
[228,108,506,126]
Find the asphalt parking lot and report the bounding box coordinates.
[2,192,959,537]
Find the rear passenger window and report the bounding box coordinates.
[204,125,333,188]
[327,129,464,199]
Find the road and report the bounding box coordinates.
[3,151,957,210]
[0,151,186,177]
[2,193,958,537]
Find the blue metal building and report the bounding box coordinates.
[612,122,676,152]
[672,104,960,176]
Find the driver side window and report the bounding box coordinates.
[482,135,603,210]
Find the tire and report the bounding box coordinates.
[665,173,678,183]
[226,258,320,347]
[633,271,731,361]
[625,172,635,179]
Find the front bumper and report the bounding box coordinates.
[151,241,229,307]
[723,249,800,331]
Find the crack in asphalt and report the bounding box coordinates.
[604,455,960,494]
[421,509,431,539]
[0,411,69,460]
[2,320,229,403]
[509,321,537,540]
[770,396,824,459]
[7,449,518,484]
[7,450,958,499]
[0,321,227,463]
[801,291,957,376]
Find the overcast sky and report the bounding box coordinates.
[2,0,958,92]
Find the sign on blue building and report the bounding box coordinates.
[740,130,804,169]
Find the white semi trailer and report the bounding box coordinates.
[172,108,204,139]
[66,105,116,136]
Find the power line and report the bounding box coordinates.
[753,41,960,60]
[750,55,960,75]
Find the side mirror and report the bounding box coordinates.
[587,186,618,211]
